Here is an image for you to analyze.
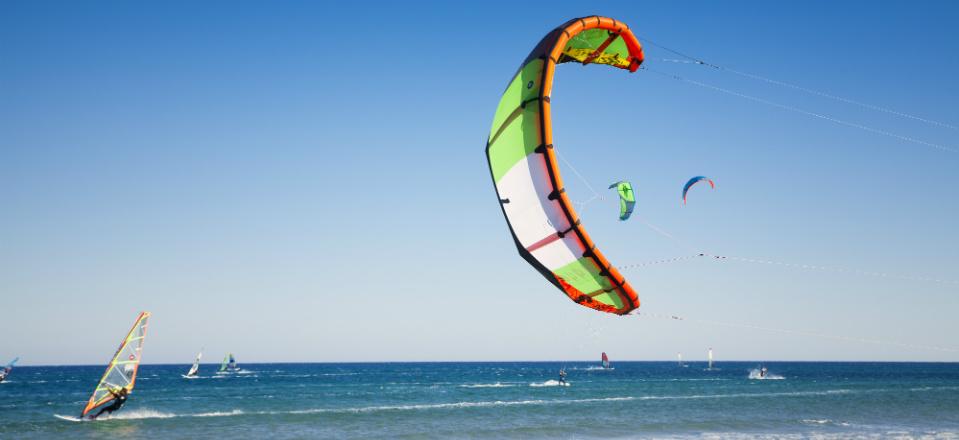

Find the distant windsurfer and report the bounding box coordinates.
[760,366,768,378]
[89,388,128,420]
[558,369,567,385]
[0,359,13,383]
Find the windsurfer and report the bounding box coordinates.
[558,369,567,385]
[90,388,128,419]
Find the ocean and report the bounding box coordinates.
[1,362,957,439]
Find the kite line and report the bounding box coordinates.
[637,35,959,131]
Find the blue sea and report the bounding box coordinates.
[1,362,958,439]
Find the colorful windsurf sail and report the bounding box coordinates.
[228,353,237,370]
[485,16,645,315]
[682,176,715,204]
[186,350,202,377]
[81,312,150,418]
[608,181,635,221]
[601,352,610,369]
[219,354,229,372]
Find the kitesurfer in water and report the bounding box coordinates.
[90,388,128,419]
[558,369,567,385]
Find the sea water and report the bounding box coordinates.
[1,362,957,439]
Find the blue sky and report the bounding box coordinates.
[2,1,957,365]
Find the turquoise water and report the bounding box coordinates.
[2,362,958,439]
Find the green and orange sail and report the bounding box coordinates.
[485,16,644,315]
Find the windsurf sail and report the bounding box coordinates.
[707,347,714,370]
[677,352,683,366]
[186,350,202,377]
[601,352,610,369]
[485,16,645,315]
[0,357,18,381]
[228,353,237,370]
[81,312,150,418]
[219,354,229,372]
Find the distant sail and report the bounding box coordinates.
[601,352,610,369]
[219,354,229,372]
[707,348,714,370]
[228,353,237,370]
[0,357,18,382]
[186,350,202,377]
[81,312,150,418]
[677,352,683,366]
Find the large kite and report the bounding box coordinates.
[485,16,644,315]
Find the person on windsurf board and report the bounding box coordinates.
[89,388,128,420]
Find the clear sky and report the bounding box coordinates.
[2,1,957,365]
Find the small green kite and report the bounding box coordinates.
[608,181,635,221]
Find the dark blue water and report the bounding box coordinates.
[1,362,957,439]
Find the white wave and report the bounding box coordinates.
[571,366,613,371]
[748,369,785,380]
[459,382,515,388]
[287,396,635,414]
[529,380,570,387]
[192,409,245,418]
[802,419,851,427]
[634,389,852,401]
[107,409,177,420]
[910,385,959,392]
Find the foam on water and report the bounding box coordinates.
[192,409,245,417]
[285,396,637,414]
[575,366,614,371]
[107,409,177,420]
[529,380,570,387]
[459,382,515,388]
[748,369,785,380]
